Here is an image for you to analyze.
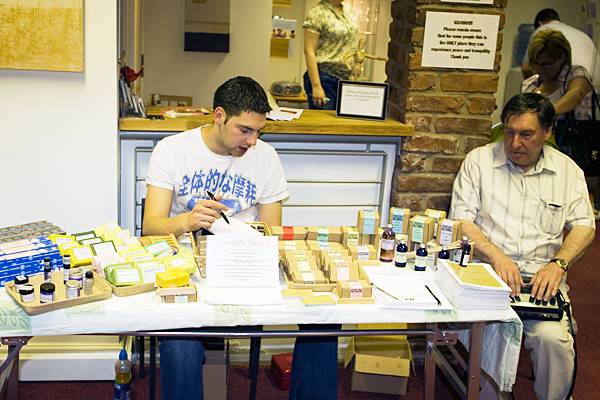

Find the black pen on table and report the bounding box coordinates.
[424,284,441,306]
[206,190,230,224]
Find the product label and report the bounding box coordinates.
[174,294,189,303]
[415,255,427,270]
[392,211,405,233]
[66,285,80,299]
[461,253,471,265]
[412,221,424,243]
[282,226,295,241]
[439,221,454,245]
[349,281,363,298]
[283,242,297,249]
[300,272,315,284]
[356,246,369,260]
[394,251,407,265]
[40,292,54,303]
[380,239,395,251]
[347,230,359,246]
[297,259,311,272]
[317,227,329,243]
[336,263,350,281]
[361,211,376,234]
[20,293,34,303]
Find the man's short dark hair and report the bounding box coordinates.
[501,93,556,130]
[213,76,271,117]
[534,8,560,29]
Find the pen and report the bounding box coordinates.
[371,284,403,301]
[424,285,441,306]
[206,191,230,225]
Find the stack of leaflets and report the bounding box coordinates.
[436,260,511,310]
[0,236,62,287]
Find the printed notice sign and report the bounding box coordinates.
[441,0,493,4]
[421,12,500,70]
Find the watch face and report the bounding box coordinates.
[554,259,568,270]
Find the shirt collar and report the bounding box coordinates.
[492,142,558,174]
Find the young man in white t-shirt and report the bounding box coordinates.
[144,77,339,400]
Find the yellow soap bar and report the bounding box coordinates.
[69,245,94,267]
[163,253,196,274]
[156,267,190,288]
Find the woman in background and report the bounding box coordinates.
[522,29,597,214]
[303,0,358,109]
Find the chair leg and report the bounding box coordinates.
[248,336,261,400]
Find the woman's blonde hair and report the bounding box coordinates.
[528,29,572,65]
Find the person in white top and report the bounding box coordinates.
[522,8,599,88]
[450,93,595,400]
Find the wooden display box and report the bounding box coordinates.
[157,284,197,303]
[5,271,112,315]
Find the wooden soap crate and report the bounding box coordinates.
[96,276,156,297]
[5,270,112,315]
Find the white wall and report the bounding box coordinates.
[142,0,271,107]
[495,0,588,122]
[0,1,118,233]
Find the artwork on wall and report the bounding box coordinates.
[184,0,230,53]
[0,0,84,72]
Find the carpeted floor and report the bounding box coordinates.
[12,222,600,399]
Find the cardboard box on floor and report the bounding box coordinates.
[343,323,412,396]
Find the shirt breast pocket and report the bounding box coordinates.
[539,199,566,236]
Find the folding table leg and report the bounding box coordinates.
[149,336,157,400]
[466,322,484,400]
[248,336,261,400]
[138,336,145,379]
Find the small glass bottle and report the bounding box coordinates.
[14,274,29,291]
[415,243,428,271]
[40,282,55,303]
[453,236,468,262]
[379,224,396,263]
[63,254,71,283]
[459,237,471,267]
[19,284,35,303]
[43,257,52,283]
[438,245,450,260]
[70,269,83,288]
[83,271,94,296]
[65,280,81,299]
[394,239,408,268]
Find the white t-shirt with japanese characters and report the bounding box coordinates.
[146,126,289,222]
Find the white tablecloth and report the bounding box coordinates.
[0,274,522,391]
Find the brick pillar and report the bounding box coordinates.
[387,0,508,212]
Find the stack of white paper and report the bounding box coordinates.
[267,107,304,121]
[436,260,511,310]
[361,265,451,310]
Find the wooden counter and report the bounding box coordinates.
[119,110,413,137]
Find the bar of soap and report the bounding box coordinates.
[163,253,196,274]
[156,267,190,288]
[136,260,166,284]
[112,265,143,287]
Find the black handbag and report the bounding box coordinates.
[554,74,600,177]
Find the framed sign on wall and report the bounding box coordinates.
[336,81,388,121]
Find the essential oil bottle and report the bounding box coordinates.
[394,239,408,268]
[459,237,471,267]
[379,224,395,262]
[415,244,428,271]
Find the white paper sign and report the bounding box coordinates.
[422,12,500,70]
[441,0,493,4]
[206,235,279,287]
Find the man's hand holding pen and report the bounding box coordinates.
[185,195,229,231]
